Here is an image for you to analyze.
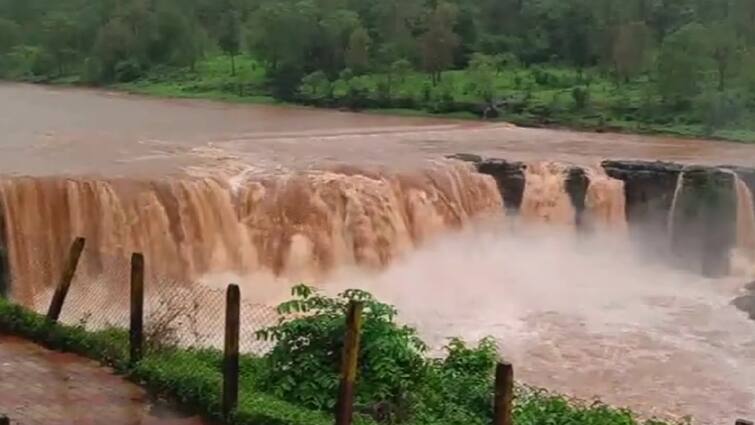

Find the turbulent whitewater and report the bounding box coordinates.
[0,162,504,303]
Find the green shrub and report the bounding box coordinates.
[0,291,674,425]
[256,285,427,418]
[572,86,590,110]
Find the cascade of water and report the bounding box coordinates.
[520,162,576,227]
[0,162,503,305]
[667,169,686,242]
[733,174,755,276]
[584,167,628,232]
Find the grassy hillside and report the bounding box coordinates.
[101,55,755,143]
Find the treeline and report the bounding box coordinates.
[2,0,755,134]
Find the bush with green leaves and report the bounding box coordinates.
[256,285,427,420]
[0,291,674,425]
[255,285,505,424]
[254,286,672,425]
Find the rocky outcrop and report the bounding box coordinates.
[601,161,683,258]
[565,167,589,229]
[477,159,527,214]
[726,165,755,201]
[601,160,683,229]
[602,161,741,277]
[449,154,526,214]
[733,281,755,320]
[670,167,738,277]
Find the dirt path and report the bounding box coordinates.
[0,335,210,425]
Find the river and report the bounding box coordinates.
[2,82,754,177]
[1,82,755,423]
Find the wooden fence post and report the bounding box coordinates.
[46,237,86,322]
[129,253,145,365]
[493,362,514,425]
[0,208,10,299]
[223,284,241,419]
[335,301,363,425]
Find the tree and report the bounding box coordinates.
[300,70,330,97]
[371,0,423,62]
[420,2,459,85]
[218,9,241,76]
[707,21,742,91]
[93,18,139,82]
[151,2,203,68]
[557,0,598,74]
[40,12,79,76]
[345,26,371,74]
[612,21,653,82]
[468,53,496,102]
[390,58,412,83]
[656,23,709,107]
[0,17,19,54]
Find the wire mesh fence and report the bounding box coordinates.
[16,242,279,355]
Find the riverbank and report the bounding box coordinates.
[0,290,674,425]
[19,54,755,145]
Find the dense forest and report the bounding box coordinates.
[2,0,755,140]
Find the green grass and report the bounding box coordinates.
[0,297,335,425]
[8,52,755,143]
[99,55,754,143]
[22,53,753,143]
[0,295,678,425]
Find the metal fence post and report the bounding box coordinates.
[223,284,241,419]
[130,253,145,365]
[493,362,514,425]
[46,237,86,322]
[335,301,363,425]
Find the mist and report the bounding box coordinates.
[321,222,755,423]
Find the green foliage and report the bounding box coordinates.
[696,90,745,134]
[656,23,710,108]
[346,26,371,74]
[0,291,674,425]
[1,0,755,142]
[256,285,427,417]
[0,297,333,425]
[301,70,330,98]
[572,86,591,110]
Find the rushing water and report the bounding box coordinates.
[2,82,755,423]
[2,82,755,177]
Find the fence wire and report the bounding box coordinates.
[17,247,279,356]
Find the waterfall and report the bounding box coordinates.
[520,162,576,226]
[585,167,628,232]
[668,170,686,241]
[734,174,755,275]
[0,162,503,306]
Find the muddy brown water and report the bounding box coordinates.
[2,82,755,423]
[2,82,754,177]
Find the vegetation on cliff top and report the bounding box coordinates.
[2,0,755,142]
[0,286,673,425]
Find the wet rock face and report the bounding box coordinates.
[727,165,755,203]
[670,167,738,277]
[733,281,755,320]
[602,160,683,228]
[475,158,527,214]
[601,160,683,256]
[456,154,754,276]
[565,168,589,229]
